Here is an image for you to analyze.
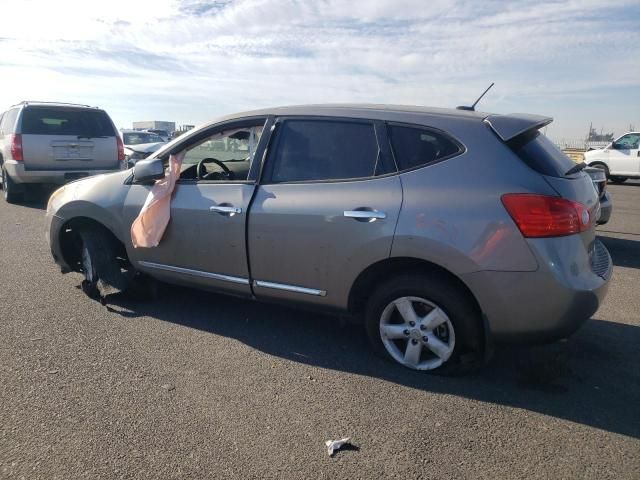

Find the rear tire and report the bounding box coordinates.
[2,167,22,204]
[365,273,483,375]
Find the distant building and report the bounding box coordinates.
[173,124,195,137]
[132,120,176,132]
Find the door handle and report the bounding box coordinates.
[210,205,242,215]
[344,209,386,221]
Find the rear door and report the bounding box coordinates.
[19,107,118,171]
[608,133,640,175]
[248,117,402,310]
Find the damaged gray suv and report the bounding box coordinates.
[45,105,612,373]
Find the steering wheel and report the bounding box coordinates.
[197,157,235,180]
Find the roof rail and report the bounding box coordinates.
[11,100,96,108]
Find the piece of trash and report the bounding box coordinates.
[30,337,43,342]
[161,384,175,391]
[325,437,352,456]
[47,369,59,375]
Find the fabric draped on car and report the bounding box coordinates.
[130,151,185,248]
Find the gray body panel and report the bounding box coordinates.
[248,176,402,309]
[21,134,118,171]
[123,182,255,296]
[45,103,611,344]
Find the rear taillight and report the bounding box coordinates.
[501,193,591,238]
[116,135,125,162]
[10,134,23,161]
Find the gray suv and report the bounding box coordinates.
[0,101,124,203]
[45,105,612,373]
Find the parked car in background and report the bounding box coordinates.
[144,129,170,142]
[0,101,124,203]
[584,132,640,183]
[46,104,611,373]
[121,130,166,165]
[584,167,612,225]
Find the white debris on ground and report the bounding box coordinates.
[324,437,352,456]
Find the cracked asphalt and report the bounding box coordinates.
[0,181,639,479]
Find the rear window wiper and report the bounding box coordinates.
[77,135,109,139]
[565,162,586,176]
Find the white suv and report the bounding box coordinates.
[584,132,640,184]
[0,101,125,203]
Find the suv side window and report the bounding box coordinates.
[388,124,462,171]
[0,108,19,136]
[613,133,640,150]
[177,123,265,182]
[267,119,380,182]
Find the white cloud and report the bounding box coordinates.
[0,0,638,137]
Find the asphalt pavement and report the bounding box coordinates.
[0,181,639,479]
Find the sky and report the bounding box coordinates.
[0,0,638,140]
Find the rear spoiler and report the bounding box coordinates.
[483,113,553,142]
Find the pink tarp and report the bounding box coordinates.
[130,151,185,248]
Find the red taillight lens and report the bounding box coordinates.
[116,135,125,162]
[10,134,23,161]
[501,193,591,238]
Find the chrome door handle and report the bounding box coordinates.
[210,205,242,215]
[344,210,386,220]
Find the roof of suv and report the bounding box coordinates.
[11,101,100,110]
[223,103,489,122]
[171,104,550,146]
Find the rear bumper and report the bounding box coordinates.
[5,161,119,185]
[462,236,612,343]
[596,190,612,225]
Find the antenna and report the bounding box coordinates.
[456,83,495,111]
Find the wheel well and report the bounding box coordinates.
[59,217,127,272]
[588,162,609,174]
[348,257,483,318]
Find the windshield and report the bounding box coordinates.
[123,132,165,145]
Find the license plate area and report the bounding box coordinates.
[52,141,94,160]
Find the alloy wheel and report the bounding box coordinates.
[379,296,455,370]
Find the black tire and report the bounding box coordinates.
[2,167,22,204]
[365,273,483,375]
[608,176,627,184]
[78,227,130,301]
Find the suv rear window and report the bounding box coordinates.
[268,120,379,182]
[509,131,576,177]
[21,107,115,137]
[388,125,462,171]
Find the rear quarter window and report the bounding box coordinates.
[388,125,462,171]
[21,108,115,137]
[509,131,576,177]
[0,108,20,135]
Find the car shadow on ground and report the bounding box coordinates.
[100,281,640,440]
[6,187,54,211]
[599,235,640,269]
